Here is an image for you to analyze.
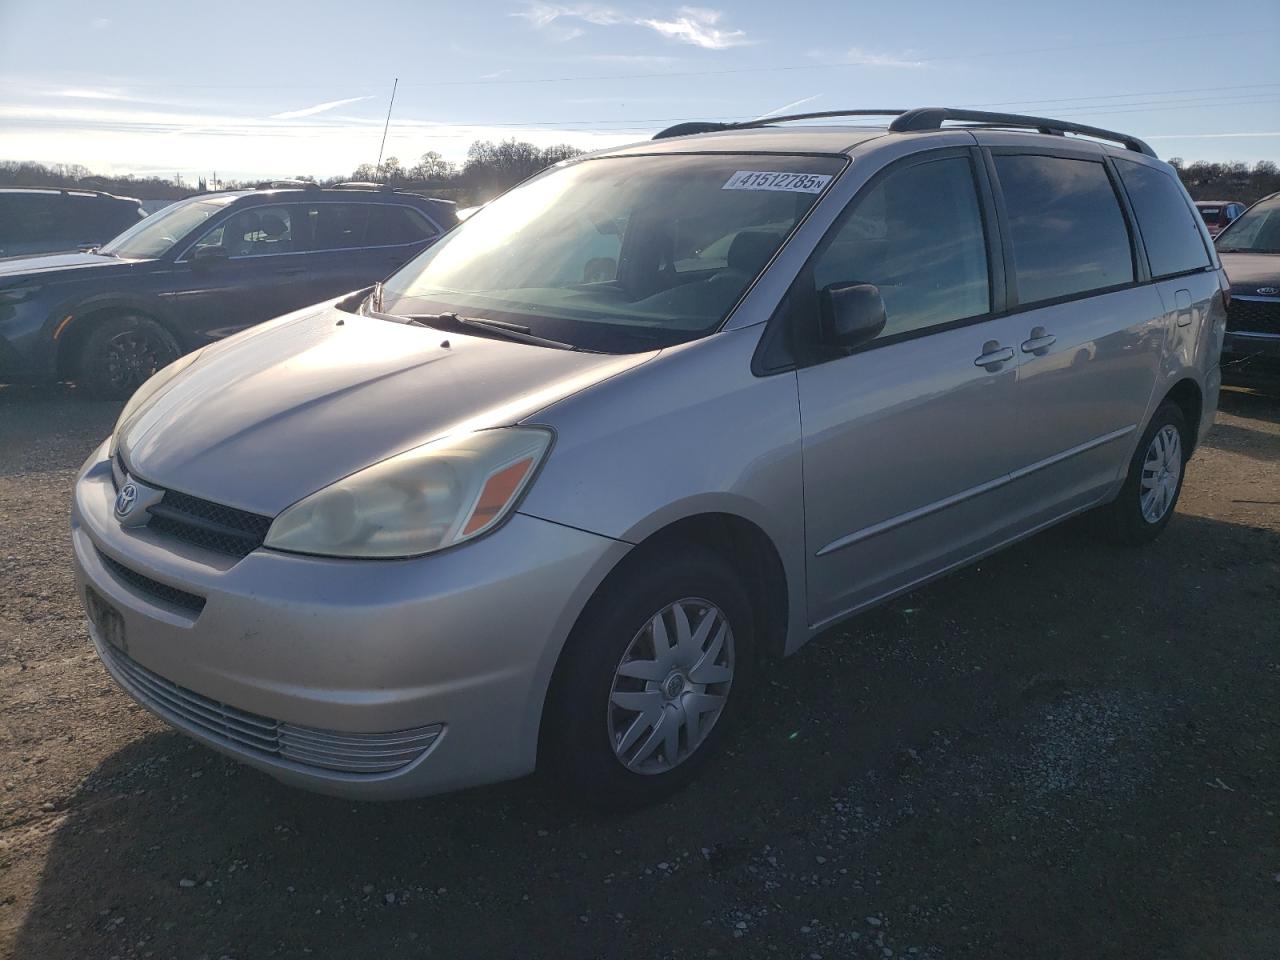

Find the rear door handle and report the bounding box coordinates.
[974,341,1015,369]
[1020,326,1056,355]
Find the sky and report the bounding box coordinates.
[1,0,1277,182]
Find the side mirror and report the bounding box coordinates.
[820,282,887,351]
[192,246,228,267]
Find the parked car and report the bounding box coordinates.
[1194,199,1247,237]
[1215,191,1280,380]
[0,186,145,259]
[0,183,456,397]
[73,108,1225,808]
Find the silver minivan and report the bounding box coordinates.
[73,108,1227,808]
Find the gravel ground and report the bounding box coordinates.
[1,380,1278,960]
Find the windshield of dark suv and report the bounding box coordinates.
[100,194,237,259]
[1215,195,1280,254]
[378,154,846,352]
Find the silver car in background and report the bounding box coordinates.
[72,107,1227,808]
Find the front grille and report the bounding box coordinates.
[113,454,273,559]
[100,643,443,775]
[146,490,273,559]
[97,549,206,615]
[1226,297,1280,336]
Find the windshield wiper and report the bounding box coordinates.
[401,312,586,352]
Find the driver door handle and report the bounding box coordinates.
[974,341,1015,369]
[1021,326,1057,355]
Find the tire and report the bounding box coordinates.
[77,314,181,401]
[541,546,756,811]
[1094,401,1190,545]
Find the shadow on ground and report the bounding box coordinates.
[14,506,1280,959]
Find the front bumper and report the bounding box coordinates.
[72,440,629,799]
[1222,332,1280,381]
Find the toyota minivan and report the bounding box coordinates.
[72,108,1226,808]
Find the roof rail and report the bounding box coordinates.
[653,110,906,140]
[654,107,1155,157]
[333,181,393,191]
[254,179,320,190]
[888,108,1155,156]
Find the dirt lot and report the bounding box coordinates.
[1,381,1277,960]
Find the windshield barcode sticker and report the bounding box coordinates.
[722,171,833,194]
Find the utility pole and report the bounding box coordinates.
[375,77,398,180]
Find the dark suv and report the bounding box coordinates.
[0,187,146,258]
[0,183,456,396]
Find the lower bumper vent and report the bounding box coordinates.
[99,643,442,775]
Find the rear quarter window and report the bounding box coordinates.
[994,154,1134,305]
[1117,160,1212,278]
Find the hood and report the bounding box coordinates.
[0,251,138,282]
[121,306,655,516]
[1219,252,1280,292]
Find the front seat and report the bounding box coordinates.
[256,212,291,252]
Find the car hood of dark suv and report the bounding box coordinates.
[119,305,655,517]
[1218,252,1280,292]
[0,251,140,282]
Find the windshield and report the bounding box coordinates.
[1197,206,1223,220]
[380,154,846,352]
[100,195,237,259]
[1216,196,1280,254]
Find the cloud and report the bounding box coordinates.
[90,17,110,30]
[270,96,374,120]
[836,46,926,68]
[513,3,626,28]
[56,88,136,101]
[479,69,512,80]
[515,3,749,49]
[639,7,749,49]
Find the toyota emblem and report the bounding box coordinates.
[114,482,138,518]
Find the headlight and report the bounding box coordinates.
[109,350,202,459]
[264,427,552,559]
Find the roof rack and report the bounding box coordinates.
[653,107,1155,157]
[254,179,320,190]
[332,181,393,191]
[888,108,1154,156]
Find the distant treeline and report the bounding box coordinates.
[0,139,585,206]
[1168,158,1279,205]
[3,145,1277,207]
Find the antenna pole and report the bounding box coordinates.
[375,78,398,178]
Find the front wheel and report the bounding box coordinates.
[1094,401,1189,545]
[77,314,181,400]
[541,547,755,810]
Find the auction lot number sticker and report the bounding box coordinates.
[722,170,833,194]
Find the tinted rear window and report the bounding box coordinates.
[1118,160,1213,278]
[995,154,1134,304]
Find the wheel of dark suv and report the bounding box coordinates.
[542,546,755,810]
[1095,401,1190,545]
[78,314,182,400]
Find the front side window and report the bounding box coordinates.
[193,204,296,257]
[807,154,990,340]
[1117,160,1211,278]
[1215,195,1280,254]
[102,195,236,259]
[995,154,1134,304]
[380,154,845,352]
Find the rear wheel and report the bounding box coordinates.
[542,547,755,810]
[1094,401,1189,545]
[77,314,181,400]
